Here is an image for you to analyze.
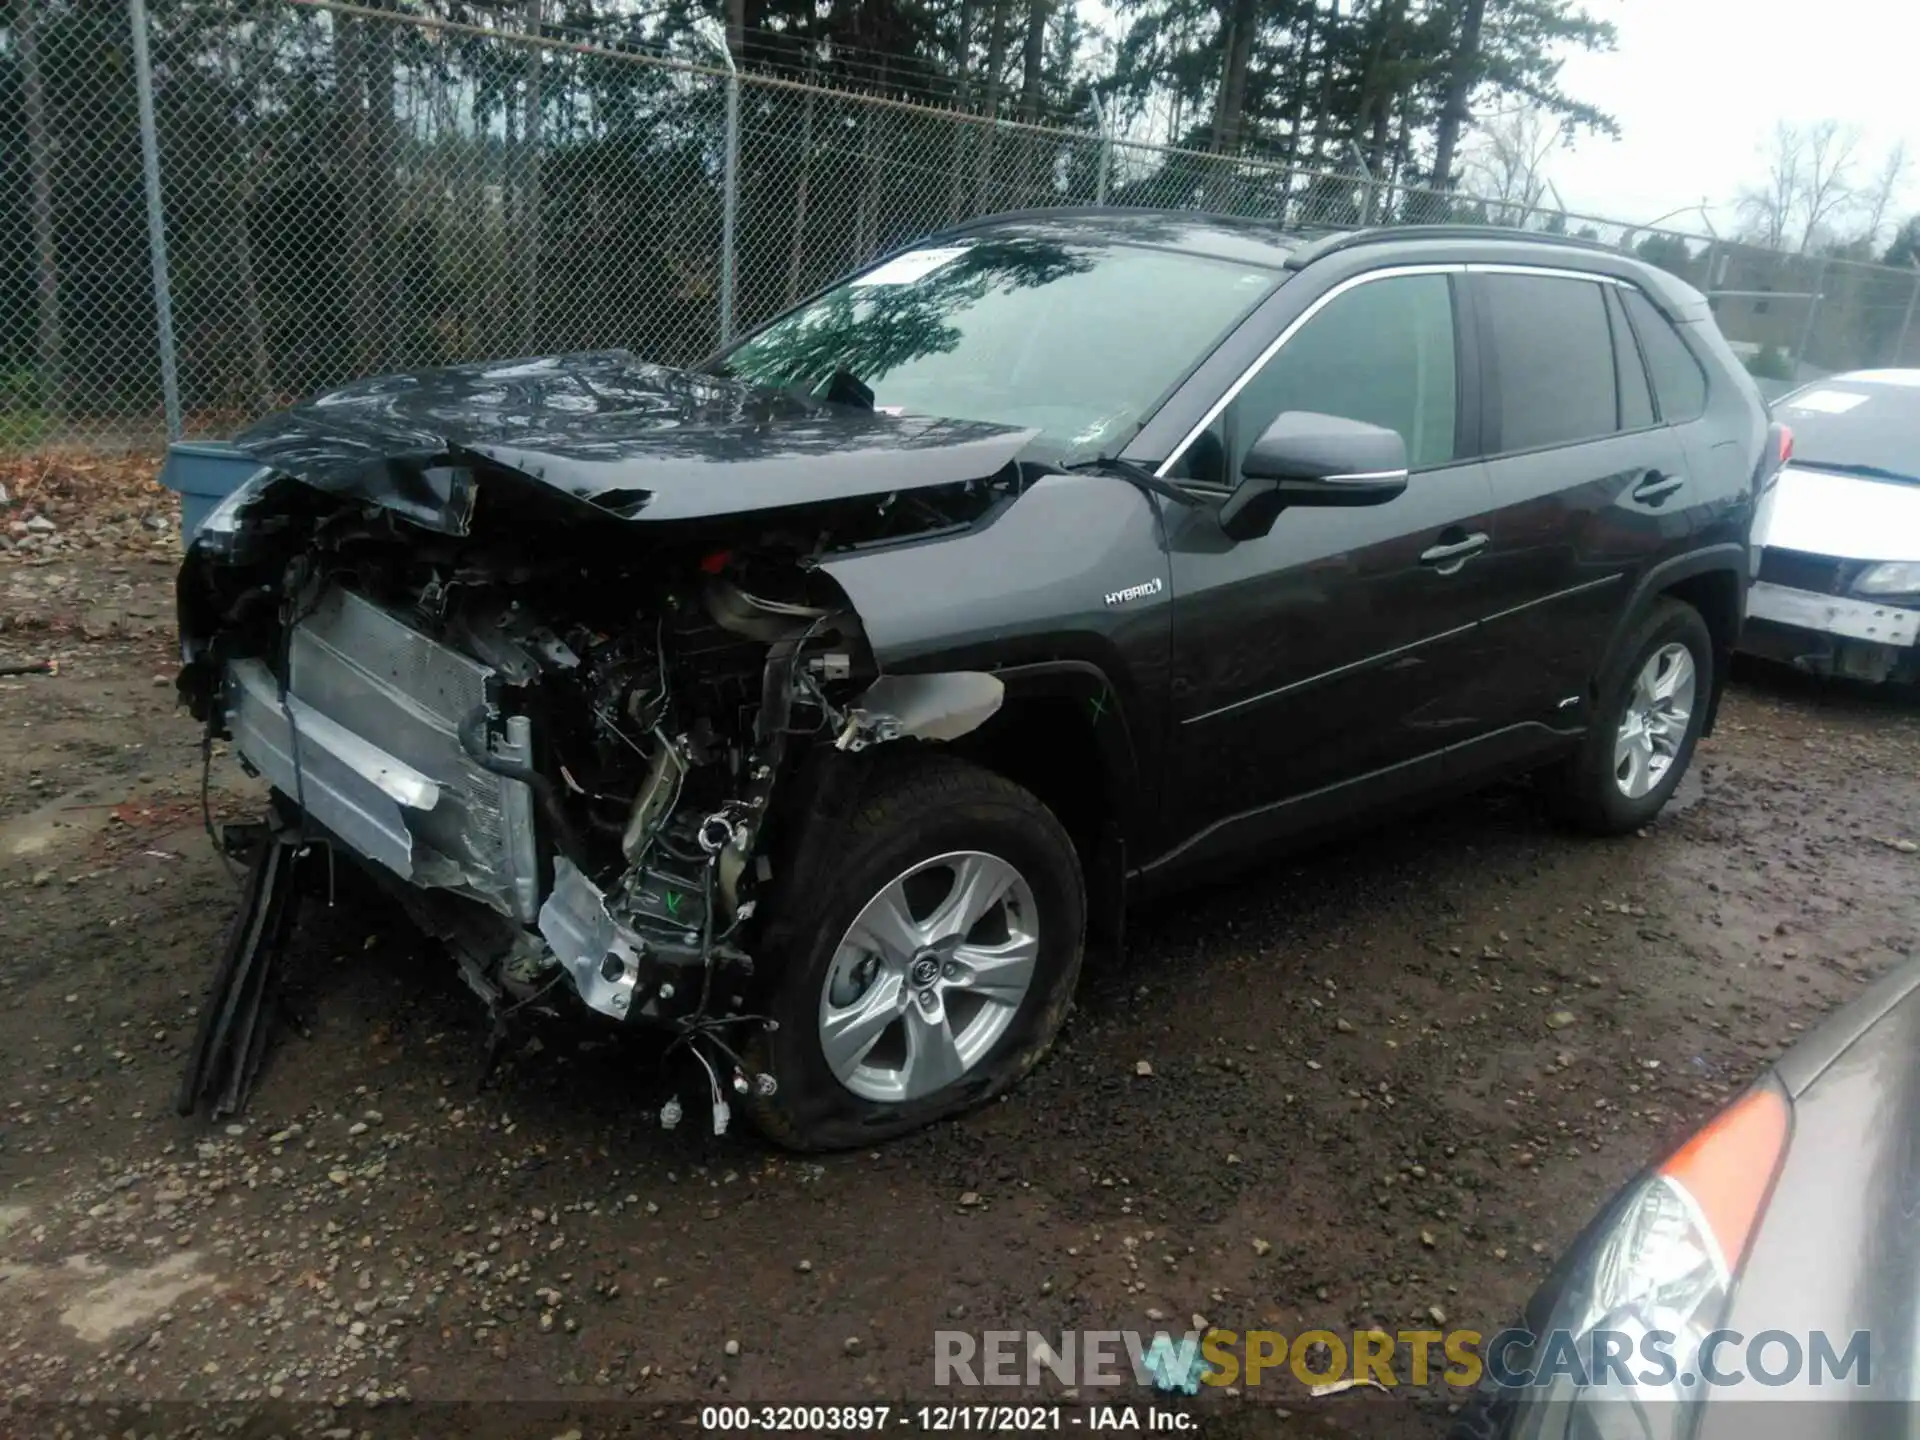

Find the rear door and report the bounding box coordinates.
[1469,268,1693,733]
[1618,283,1747,547]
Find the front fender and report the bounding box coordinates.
[819,470,1174,848]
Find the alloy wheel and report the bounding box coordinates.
[817,851,1039,1103]
[1614,642,1696,800]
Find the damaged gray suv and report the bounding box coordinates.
[175,211,1777,1148]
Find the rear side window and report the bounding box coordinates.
[1481,273,1618,452]
[1605,286,1655,430]
[1621,287,1709,423]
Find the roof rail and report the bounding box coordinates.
[932,205,1305,242]
[1285,224,1625,270]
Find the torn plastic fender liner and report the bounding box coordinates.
[834,672,1005,751]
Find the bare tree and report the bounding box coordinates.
[1736,119,1865,253]
[1797,119,1864,252]
[1461,104,1568,222]
[1857,141,1912,251]
[1736,121,1804,251]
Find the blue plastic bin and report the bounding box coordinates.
[156,441,269,546]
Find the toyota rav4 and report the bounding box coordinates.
[173,212,1779,1148]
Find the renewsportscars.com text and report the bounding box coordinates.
[934,1328,1874,1390]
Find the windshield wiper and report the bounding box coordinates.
[702,363,872,414]
[1794,460,1920,485]
[1073,456,1207,508]
[821,369,875,412]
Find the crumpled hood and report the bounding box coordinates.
[1755,462,1920,562]
[230,350,1037,533]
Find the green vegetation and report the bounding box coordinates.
[2,0,1623,427]
[1746,345,1796,382]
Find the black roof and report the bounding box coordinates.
[932,208,1707,316]
[955,203,1674,259]
[935,208,1310,270]
[937,207,1638,268]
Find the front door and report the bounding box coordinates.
[1155,268,1520,858]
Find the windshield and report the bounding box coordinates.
[1776,379,1920,483]
[715,236,1284,461]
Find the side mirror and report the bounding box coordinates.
[1218,412,1410,541]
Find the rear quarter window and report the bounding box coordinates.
[1605,286,1656,431]
[1621,287,1709,423]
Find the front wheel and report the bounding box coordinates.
[1548,598,1713,835]
[746,754,1085,1151]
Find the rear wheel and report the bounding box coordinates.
[1548,597,1712,835]
[746,754,1085,1151]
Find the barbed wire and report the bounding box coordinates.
[4,0,1917,456]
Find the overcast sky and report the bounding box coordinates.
[1550,0,1920,236]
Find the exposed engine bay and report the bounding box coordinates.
[174,460,1016,1122]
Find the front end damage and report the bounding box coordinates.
[174,422,1022,1121]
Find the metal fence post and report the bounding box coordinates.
[693,18,739,346]
[128,0,182,440]
[1793,256,1828,378]
[719,57,740,347]
[521,0,544,354]
[1896,268,1920,366]
[1089,93,1112,206]
[1348,141,1377,226]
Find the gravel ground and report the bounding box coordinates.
[3,549,1919,1439]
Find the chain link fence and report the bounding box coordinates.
[6,0,1920,454]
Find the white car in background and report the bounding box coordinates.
[1743,369,1920,684]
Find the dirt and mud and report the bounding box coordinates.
[3,519,1918,1438]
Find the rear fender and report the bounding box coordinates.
[1600,545,1746,737]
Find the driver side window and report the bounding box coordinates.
[1169,273,1461,488]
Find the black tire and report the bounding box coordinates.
[1548,597,1713,835]
[745,753,1085,1151]
[1447,1362,1519,1440]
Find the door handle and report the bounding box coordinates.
[1633,471,1686,504]
[1420,532,1490,570]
